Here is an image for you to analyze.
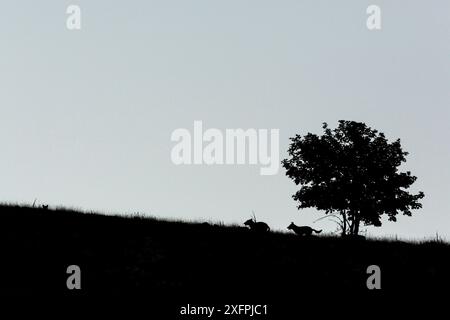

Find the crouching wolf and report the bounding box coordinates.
[244,219,270,233]
[287,222,322,236]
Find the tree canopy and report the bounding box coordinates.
[282,120,425,236]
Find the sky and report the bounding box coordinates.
[0,0,449,240]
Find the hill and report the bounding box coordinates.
[1,204,449,307]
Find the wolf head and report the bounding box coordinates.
[244,219,255,226]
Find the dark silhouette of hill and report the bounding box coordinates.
[1,204,449,306]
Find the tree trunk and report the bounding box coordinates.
[348,217,354,235]
[347,209,361,236]
[353,215,361,235]
[342,211,347,236]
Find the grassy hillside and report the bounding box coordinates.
[1,204,449,301]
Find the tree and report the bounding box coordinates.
[282,120,424,236]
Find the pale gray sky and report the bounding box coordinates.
[1,1,449,239]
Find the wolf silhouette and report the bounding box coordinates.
[287,222,321,236]
[244,219,270,232]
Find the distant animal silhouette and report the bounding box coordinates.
[244,219,270,232]
[42,205,49,210]
[287,222,321,236]
[244,213,270,233]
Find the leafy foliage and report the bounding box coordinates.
[282,121,425,235]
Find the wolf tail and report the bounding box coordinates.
[312,229,322,234]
